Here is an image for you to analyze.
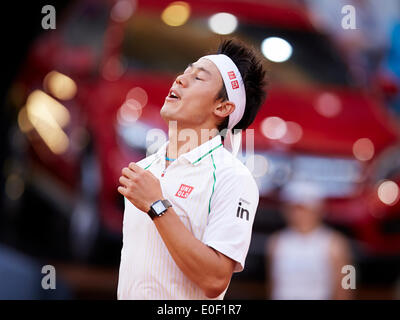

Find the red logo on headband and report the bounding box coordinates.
[228,71,236,80]
[231,80,239,90]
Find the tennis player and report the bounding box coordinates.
[117,39,267,299]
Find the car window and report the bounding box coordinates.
[122,11,353,87]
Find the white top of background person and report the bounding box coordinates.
[266,181,353,300]
[117,39,267,299]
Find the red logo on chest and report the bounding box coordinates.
[175,184,194,199]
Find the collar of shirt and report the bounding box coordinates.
[153,135,223,166]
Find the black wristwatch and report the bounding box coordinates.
[147,199,172,220]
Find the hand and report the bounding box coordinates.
[117,162,163,213]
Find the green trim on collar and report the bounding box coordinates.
[208,154,217,215]
[192,143,223,165]
[144,158,156,170]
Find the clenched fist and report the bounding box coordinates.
[118,162,163,213]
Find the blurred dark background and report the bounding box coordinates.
[1,0,400,299]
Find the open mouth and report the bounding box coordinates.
[167,89,180,100]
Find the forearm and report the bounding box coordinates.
[331,235,353,300]
[333,284,353,300]
[152,207,233,297]
[333,264,353,300]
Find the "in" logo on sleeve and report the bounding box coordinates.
[236,198,250,221]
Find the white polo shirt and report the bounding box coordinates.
[117,135,259,300]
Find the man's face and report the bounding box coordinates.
[160,57,224,129]
[283,203,323,232]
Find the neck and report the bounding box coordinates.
[166,122,219,159]
[291,223,320,235]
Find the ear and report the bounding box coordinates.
[214,101,235,119]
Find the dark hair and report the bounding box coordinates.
[214,39,267,134]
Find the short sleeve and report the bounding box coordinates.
[202,167,259,272]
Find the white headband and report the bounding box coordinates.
[202,54,246,157]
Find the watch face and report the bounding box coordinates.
[152,201,165,215]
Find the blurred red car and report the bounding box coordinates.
[11,0,400,262]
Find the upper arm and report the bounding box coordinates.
[265,233,278,298]
[330,232,351,267]
[210,247,237,277]
[266,234,278,258]
[329,232,353,299]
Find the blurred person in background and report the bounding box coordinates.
[265,181,353,300]
[303,0,400,86]
[0,244,71,299]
